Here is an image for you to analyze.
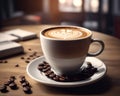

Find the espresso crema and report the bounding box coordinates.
[44,27,89,40]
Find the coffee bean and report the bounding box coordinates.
[22,82,28,87]
[43,61,48,64]
[53,75,59,81]
[23,86,31,93]
[0,85,7,92]
[27,57,30,60]
[43,65,49,69]
[8,78,14,84]
[42,66,51,72]
[44,70,54,76]
[38,66,43,71]
[15,64,19,67]
[29,55,33,57]
[48,73,56,78]
[28,48,32,51]
[19,75,25,79]
[21,57,24,59]
[9,82,17,89]
[4,60,8,63]
[20,78,26,84]
[59,76,66,81]
[25,60,30,63]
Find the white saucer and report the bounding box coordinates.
[26,56,107,87]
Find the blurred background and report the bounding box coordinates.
[0,0,120,39]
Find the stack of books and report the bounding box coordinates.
[0,29,37,58]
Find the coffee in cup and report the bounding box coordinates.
[40,26,104,75]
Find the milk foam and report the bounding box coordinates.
[44,28,87,40]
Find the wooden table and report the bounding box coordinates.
[0,25,120,96]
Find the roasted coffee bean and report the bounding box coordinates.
[9,82,17,89]
[42,66,51,72]
[59,76,66,81]
[4,60,8,63]
[29,55,33,57]
[43,61,48,64]
[7,78,14,84]
[21,57,24,59]
[27,57,30,60]
[43,64,50,69]
[23,86,31,93]
[25,60,30,63]
[44,70,54,76]
[48,73,56,78]
[38,66,43,71]
[22,81,30,87]
[28,48,32,51]
[19,75,25,79]
[20,78,26,84]
[15,64,19,67]
[87,62,92,67]
[0,85,7,92]
[53,75,59,81]
[22,82,28,87]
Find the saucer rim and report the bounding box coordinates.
[26,56,107,87]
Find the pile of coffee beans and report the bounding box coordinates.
[0,76,17,93]
[0,75,32,94]
[19,75,32,93]
[37,61,98,82]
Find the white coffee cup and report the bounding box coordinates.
[40,26,104,75]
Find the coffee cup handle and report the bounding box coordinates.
[87,39,105,56]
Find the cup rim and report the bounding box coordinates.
[40,26,92,41]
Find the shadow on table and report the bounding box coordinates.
[40,75,112,95]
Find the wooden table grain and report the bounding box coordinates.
[0,25,120,96]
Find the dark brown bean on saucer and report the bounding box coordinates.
[53,75,59,81]
[48,73,56,78]
[42,66,51,72]
[43,61,48,64]
[44,70,54,76]
[59,76,66,81]
[38,66,43,71]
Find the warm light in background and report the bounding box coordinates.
[59,0,82,12]
[90,0,99,12]
[73,0,82,7]
[59,0,66,4]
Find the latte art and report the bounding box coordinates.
[44,27,88,40]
